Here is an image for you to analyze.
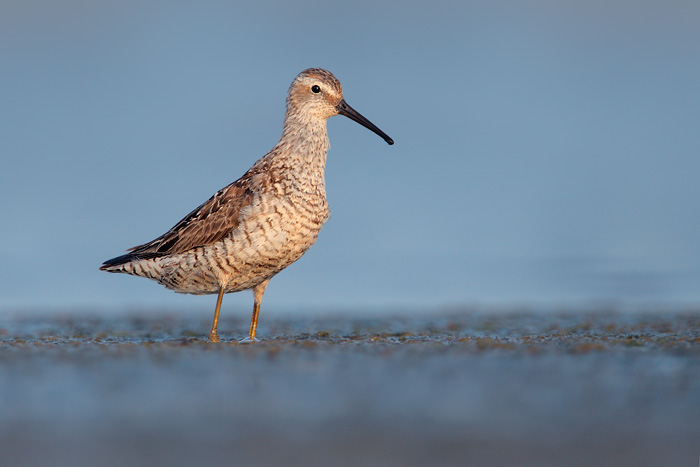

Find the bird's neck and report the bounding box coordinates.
[271,111,330,179]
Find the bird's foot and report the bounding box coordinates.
[208,331,221,343]
[238,336,260,344]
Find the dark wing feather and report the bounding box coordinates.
[101,172,257,269]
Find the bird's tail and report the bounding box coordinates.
[100,252,136,272]
[99,252,160,277]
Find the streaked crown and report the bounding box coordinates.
[286,68,345,120]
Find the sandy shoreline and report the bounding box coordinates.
[1,310,698,466]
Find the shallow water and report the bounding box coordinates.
[1,310,699,466]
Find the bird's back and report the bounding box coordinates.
[101,147,330,295]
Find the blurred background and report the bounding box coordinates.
[1,0,699,313]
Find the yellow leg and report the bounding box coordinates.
[208,287,225,343]
[243,279,270,342]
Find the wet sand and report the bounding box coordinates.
[1,309,699,466]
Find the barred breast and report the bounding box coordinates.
[123,184,330,295]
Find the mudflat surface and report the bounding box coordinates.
[1,310,699,466]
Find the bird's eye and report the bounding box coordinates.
[311,85,321,93]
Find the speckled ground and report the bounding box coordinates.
[1,309,699,466]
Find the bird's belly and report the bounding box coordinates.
[157,201,329,295]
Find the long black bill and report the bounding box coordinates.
[337,99,394,145]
